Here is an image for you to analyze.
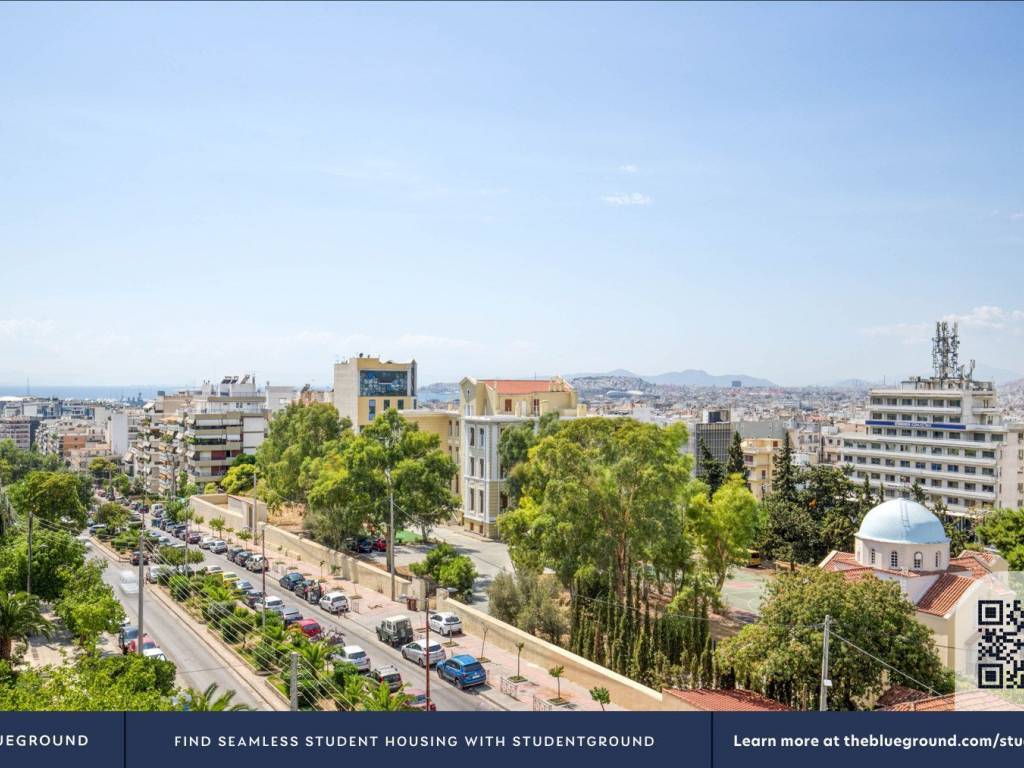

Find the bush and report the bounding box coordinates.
[410,543,477,600]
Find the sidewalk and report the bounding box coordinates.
[204,522,622,711]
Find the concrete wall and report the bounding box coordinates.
[436,589,668,711]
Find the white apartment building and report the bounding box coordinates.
[831,324,1024,519]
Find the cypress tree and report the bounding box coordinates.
[726,430,748,483]
[772,432,797,501]
[699,437,725,496]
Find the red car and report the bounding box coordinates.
[406,689,436,711]
[293,619,322,640]
[128,633,157,654]
[372,537,387,552]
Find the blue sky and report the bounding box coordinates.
[1,2,1023,387]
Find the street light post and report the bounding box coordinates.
[137,529,145,656]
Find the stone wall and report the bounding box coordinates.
[436,589,669,711]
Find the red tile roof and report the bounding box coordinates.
[481,379,565,395]
[915,573,975,616]
[875,686,931,709]
[664,688,792,712]
[885,690,1024,712]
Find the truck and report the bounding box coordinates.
[375,614,413,647]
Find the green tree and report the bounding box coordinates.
[209,518,225,536]
[0,441,61,485]
[55,561,125,650]
[726,431,748,482]
[0,528,87,601]
[689,475,761,591]
[771,433,797,502]
[716,569,953,710]
[94,502,130,529]
[590,686,610,711]
[978,508,1024,569]
[548,664,565,700]
[222,463,255,495]
[487,571,567,642]
[0,591,53,661]
[203,482,217,494]
[698,438,725,497]
[257,402,351,509]
[498,418,693,598]
[7,471,87,528]
[88,457,117,481]
[112,473,132,497]
[306,410,457,555]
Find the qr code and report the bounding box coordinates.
[977,599,1024,689]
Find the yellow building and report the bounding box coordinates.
[400,408,462,521]
[332,355,417,429]
[458,377,583,537]
[742,436,781,500]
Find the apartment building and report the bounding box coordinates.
[742,437,781,500]
[459,376,582,538]
[0,417,36,450]
[829,324,1024,519]
[333,355,416,429]
[183,375,267,488]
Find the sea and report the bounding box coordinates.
[0,385,182,402]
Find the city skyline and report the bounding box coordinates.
[3,3,1024,386]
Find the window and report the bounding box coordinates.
[469,429,475,447]
[478,490,484,514]
[383,399,390,411]
[469,490,475,511]
[870,548,876,565]
[397,399,404,410]
[504,399,512,413]
[368,399,376,421]
[890,551,899,569]
[479,428,485,447]
[913,552,923,570]
[935,551,941,568]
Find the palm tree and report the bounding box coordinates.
[298,642,330,673]
[362,680,413,711]
[548,664,565,701]
[0,592,53,661]
[181,683,253,711]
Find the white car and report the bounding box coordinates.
[119,570,139,595]
[319,591,350,614]
[401,639,446,667]
[333,645,370,673]
[258,595,285,614]
[199,536,217,550]
[428,611,463,636]
[142,647,167,662]
[205,565,223,575]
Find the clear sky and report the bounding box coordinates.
[2,2,1023,387]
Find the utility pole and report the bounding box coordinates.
[387,469,396,602]
[819,614,832,711]
[26,511,33,595]
[289,652,299,711]
[137,529,145,656]
[424,590,431,711]
[260,522,267,628]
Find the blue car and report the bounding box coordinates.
[436,654,487,689]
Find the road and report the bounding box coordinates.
[154,520,503,712]
[95,544,272,711]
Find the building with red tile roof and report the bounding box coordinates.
[663,688,792,712]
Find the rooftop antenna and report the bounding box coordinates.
[932,321,956,381]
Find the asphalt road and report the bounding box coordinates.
[95,545,271,711]
[152,520,503,712]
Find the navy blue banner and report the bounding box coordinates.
[3,712,1024,768]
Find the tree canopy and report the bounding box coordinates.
[978,507,1024,569]
[716,568,953,710]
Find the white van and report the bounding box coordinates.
[119,570,139,594]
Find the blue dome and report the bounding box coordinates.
[857,499,948,545]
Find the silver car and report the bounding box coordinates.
[332,644,370,673]
[401,639,447,667]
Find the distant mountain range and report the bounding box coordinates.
[568,369,777,388]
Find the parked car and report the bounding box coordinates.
[292,577,316,596]
[279,571,305,590]
[243,590,265,608]
[401,640,446,668]
[293,619,322,640]
[235,551,256,568]
[127,633,158,655]
[199,536,217,550]
[245,554,267,572]
[205,565,223,575]
[319,591,350,614]
[209,540,227,554]
[142,647,167,662]
[226,546,245,561]
[370,665,403,693]
[221,571,239,585]
[372,537,388,552]
[376,615,414,647]
[281,606,303,626]
[87,523,108,535]
[186,532,202,545]
[406,689,437,711]
[147,565,171,583]
[151,503,165,514]
[346,537,373,554]
[428,612,463,636]
[258,595,285,614]
[332,644,370,673]
[436,655,487,689]
[235,579,254,594]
